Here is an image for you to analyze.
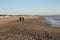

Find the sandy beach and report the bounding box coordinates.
[0,16,60,40]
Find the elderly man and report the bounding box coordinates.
[22,17,24,22]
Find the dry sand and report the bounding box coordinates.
[0,16,60,40]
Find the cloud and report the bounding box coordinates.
[0,11,60,15]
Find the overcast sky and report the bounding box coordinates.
[0,0,60,15]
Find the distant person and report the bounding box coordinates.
[19,17,21,22]
[22,17,24,22]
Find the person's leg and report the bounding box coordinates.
[23,17,24,22]
[20,17,21,22]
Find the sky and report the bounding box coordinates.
[0,0,60,15]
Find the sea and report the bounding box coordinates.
[44,15,60,27]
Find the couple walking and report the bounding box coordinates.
[19,17,24,22]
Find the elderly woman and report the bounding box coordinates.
[19,17,21,22]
